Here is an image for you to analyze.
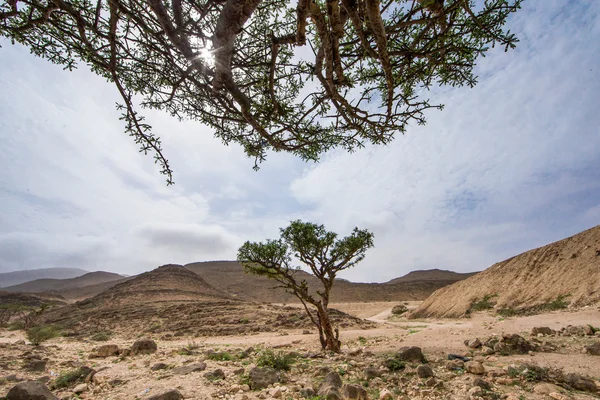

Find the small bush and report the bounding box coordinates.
[391,305,408,316]
[546,295,570,311]
[6,321,24,331]
[256,350,295,371]
[469,294,498,312]
[206,351,233,361]
[51,367,91,389]
[26,325,60,346]
[384,357,405,372]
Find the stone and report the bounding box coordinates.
[584,342,600,356]
[379,389,393,400]
[446,359,465,371]
[467,339,481,349]
[300,388,316,398]
[363,367,380,379]
[531,327,554,336]
[481,347,494,356]
[269,387,282,398]
[204,369,225,380]
[23,360,47,372]
[148,389,184,400]
[5,375,23,382]
[172,363,206,375]
[486,368,506,377]
[340,384,368,400]
[321,372,343,389]
[92,344,119,358]
[249,367,279,390]
[472,378,491,391]
[395,346,425,363]
[549,393,569,400]
[131,339,157,355]
[318,386,343,400]
[72,384,87,394]
[564,373,598,393]
[416,365,434,378]
[533,383,563,395]
[467,386,483,396]
[151,363,168,371]
[6,381,59,400]
[466,361,485,375]
[494,334,537,355]
[496,378,517,386]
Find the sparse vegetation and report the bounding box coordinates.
[51,367,91,389]
[384,357,406,372]
[469,294,498,312]
[206,351,234,361]
[391,304,408,316]
[497,295,571,317]
[26,325,60,346]
[256,350,295,371]
[90,331,112,341]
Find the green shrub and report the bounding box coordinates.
[26,325,60,346]
[469,294,498,312]
[51,367,91,389]
[384,357,405,372]
[6,322,24,331]
[90,331,111,341]
[206,351,233,361]
[546,295,570,311]
[391,305,408,316]
[256,350,295,371]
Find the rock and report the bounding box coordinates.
[348,349,362,356]
[92,344,119,358]
[321,372,343,389]
[6,381,59,400]
[269,387,282,398]
[486,368,505,377]
[496,378,517,386]
[549,393,569,400]
[466,339,481,349]
[131,339,157,355]
[564,373,598,393]
[531,327,554,336]
[23,360,47,372]
[533,383,563,395]
[121,348,132,357]
[147,389,184,400]
[172,363,206,375]
[472,378,491,391]
[395,346,425,363]
[318,386,343,400]
[151,363,168,371]
[493,334,536,355]
[446,359,464,371]
[300,388,316,398]
[481,347,494,356]
[340,384,368,400]
[204,369,225,380]
[363,367,380,379]
[5,375,23,382]
[379,389,393,400]
[466,361,485,375]
[584,342,600,356]
[72,384,87,394]
[467,386,483,397]
[583,325,594,336]
[416,365,434,378]
[249,367,279,390]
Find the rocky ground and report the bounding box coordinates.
[0,304,599,400]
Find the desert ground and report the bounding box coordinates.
[1,301,599,400]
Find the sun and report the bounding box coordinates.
[197,47,214,66]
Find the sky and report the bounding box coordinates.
[0,0,599,282]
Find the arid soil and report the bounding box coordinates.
[1,302,599,400]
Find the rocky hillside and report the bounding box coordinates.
[185,261,473,303]
[410,225,600,318]
[2,271,125,293]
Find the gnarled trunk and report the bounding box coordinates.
[316,303,340,352]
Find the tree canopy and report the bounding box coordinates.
[238,220,374,351]
[1,0,521,183]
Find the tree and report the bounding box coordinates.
[237,220,374,352]
[0,0,521,183]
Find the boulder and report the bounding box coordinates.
[172,363,206,375]
[204,369,225,380]
[23,360,47,372]
[148,389,184,400]
[6,381,58,400]
[584,342,600,356]
[151,363,168,371]
[446,359,464,371]
[379,389,393,400]
[472,377,491,391]
[92,344,120,358]
[564,373,598,393]
[131,339,157,355]
[321,371,343,389]
[466,338,481,349]
[363,367,380,379]
[248,367,279,390]
[466,361,485,375]
[531,327,555,336]
[416,365,434,378]
[340,384,368,400]
[493,334,536,355]
[395,346,425,363]
[72,383,87,394]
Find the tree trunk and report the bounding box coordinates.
[316,304,340,352]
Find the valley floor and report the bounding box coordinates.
[1,302,599,400]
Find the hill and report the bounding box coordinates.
[386,269,477,284]
[0,268,88,288]
[410,225,600,318]
[185,261,473,303]
[2,271,125,293]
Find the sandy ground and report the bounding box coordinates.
[1,302,599,400]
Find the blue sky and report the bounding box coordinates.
[0,0,599,282]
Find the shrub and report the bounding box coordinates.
[256,350,295,371]
[51,367,91,389]
[26,325,60,346]
[206,351,233,361]
[90,331,112,341]
[469,294,498,312]
[384,357,406,372]
[391,305,408,316]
